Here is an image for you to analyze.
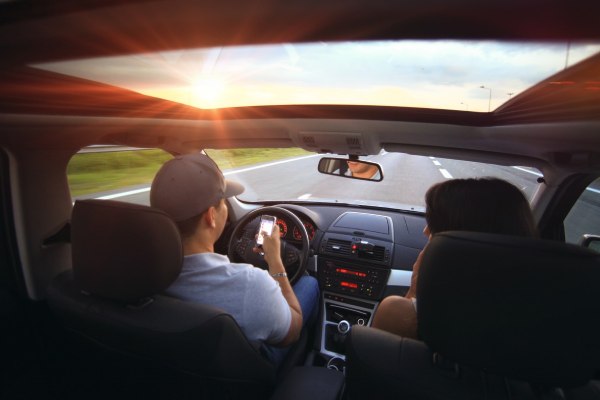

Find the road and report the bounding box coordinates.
[75,153,599,244]
[208,153,541,209]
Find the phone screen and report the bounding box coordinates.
[256,215,276,246]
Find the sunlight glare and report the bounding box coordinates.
[190,77,226,107]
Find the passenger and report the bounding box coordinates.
[150,152,319,366]
[371,177,537,339]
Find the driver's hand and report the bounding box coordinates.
[261,224,283,267]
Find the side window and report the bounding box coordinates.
[564,177,600,244]
[67,146,171,205]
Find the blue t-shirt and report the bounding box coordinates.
[165,252,292,344]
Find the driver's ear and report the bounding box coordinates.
[203,207,217,229]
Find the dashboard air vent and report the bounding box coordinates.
[325,239,352,255]
[358,245,387,262]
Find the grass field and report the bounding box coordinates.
[67,148,313,196]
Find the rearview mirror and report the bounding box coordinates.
[318,157,383,181]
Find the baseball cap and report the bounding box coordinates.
[150,153,244,221]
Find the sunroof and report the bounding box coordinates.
[33,40,600,112]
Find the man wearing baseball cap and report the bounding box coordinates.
[150,152,318,366]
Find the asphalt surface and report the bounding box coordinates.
[75,153,599,244]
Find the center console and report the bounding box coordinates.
[272,210,404,399]
[315,212,394,361]
[320,292,379,359]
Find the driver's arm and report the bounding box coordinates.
[262,225,303,347]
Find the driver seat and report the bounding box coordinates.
[46,199,277,399]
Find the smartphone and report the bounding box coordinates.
[256,215,277,246]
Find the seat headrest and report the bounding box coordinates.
[71,199,183,302]
[417,231,600,387]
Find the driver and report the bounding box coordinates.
[150,152,319,366]
[345,160,381,180]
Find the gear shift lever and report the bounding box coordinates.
[337,320,351,335]
[331,319,351,354]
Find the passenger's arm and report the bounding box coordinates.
[405,249,425,299]
[261,225,303,347]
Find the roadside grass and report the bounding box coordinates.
[68,148,313,197]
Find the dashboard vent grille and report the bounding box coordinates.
[358,245,387,262]
[325,239,352,255]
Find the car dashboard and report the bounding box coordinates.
[234,202,428,361]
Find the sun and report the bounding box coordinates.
[190,78,226,107]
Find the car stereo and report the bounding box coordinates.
[318,258,390,299]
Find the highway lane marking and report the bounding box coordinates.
[511,166,600,195]
[430,158,453,179]
[587,187,600,194]
[439,169,453,179]
[98,187,150,200]
[94,154,319,200]
[512,166,543,177]
[223,154,320,176]
[91,155,599,201]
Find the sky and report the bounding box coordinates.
[35,40,600,112]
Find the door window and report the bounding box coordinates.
[67,147,170,205]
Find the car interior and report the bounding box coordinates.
[2,1,600,399]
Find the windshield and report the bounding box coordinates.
[206,149,542,211]
[67,147,541,211]
[34,40,600,112]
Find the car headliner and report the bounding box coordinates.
[2,0,600,64]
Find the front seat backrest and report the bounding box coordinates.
[417,231,600,388]
[71,198,182,301]
[345,231,600,399]
[47,199,276,398]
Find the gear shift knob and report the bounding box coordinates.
[337,320,351,335]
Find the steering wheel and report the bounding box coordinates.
[228,206,310,285]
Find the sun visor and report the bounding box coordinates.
[291,131,380,156]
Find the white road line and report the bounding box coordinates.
[433,160,441,166]
[223,154,319,176]
[511,166,599,195]
[298,193,312,199]
[429,156,435,159]
[94,154,319,200]
[439,169,453,179]
[97,187,150,199]
[512,166,543,177]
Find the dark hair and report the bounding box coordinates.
[174,199,223,239]
[425,178,538,237]
[176,214,203,239]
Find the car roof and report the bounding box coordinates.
[2,0,600,65]
[1,0,600,179]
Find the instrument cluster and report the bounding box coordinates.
[275,216,316,242]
